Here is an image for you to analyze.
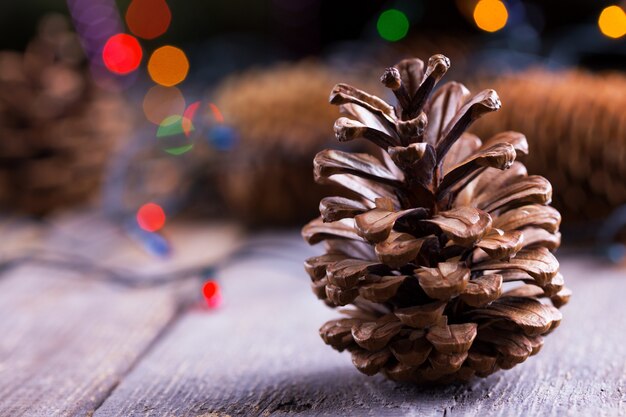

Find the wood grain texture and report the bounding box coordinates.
[0,265,182,417]
[94,236,626,417]
[0,216,241,417]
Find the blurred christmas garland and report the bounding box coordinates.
[0,217,305,309]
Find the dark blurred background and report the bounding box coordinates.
[0,2,620,50]
[1,1,624,67]
[0,0,625,254]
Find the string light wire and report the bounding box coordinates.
[0,235,305,289]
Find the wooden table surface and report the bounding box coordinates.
[1,215,625,417]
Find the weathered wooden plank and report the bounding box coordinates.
[93,236,626,417]
[0,265,181,417]
[0,217,241,417]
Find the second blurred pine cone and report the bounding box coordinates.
[0,15,134,215]
[470,69,626,224]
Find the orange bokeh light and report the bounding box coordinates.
[143,85,186,125]
[473,0,508,33]
[598,5,626,39]
[102,33,142,75]
[126,0,172,40]
[148,46,189,87]
[136,203,166,232]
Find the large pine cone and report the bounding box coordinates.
[302,55,570,384]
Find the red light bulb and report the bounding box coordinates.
[102,33,142,75]
[202,280,221,308]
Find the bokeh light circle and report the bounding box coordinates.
[473,0,508,33]
[126,0,172,39]
[143,85,186,125]
[598,5,626,39]
[377,9,410,42]
[102,33,142,74]
[148,46,190,87]
[136,203,166,232]
[157,115,194,155]
[209,125,237,151]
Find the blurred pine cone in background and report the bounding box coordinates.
[470,69,626,224]
[0,15,133,215]
[212,61,383,228]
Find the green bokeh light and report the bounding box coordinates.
[377,9,410,42]
[157,115,184,138]
[157,115,194,156]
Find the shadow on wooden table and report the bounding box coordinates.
[165,364,496,417]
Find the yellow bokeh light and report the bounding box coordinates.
[473,0,508,33]
[598,5,626,39]
[148,46,189,87]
